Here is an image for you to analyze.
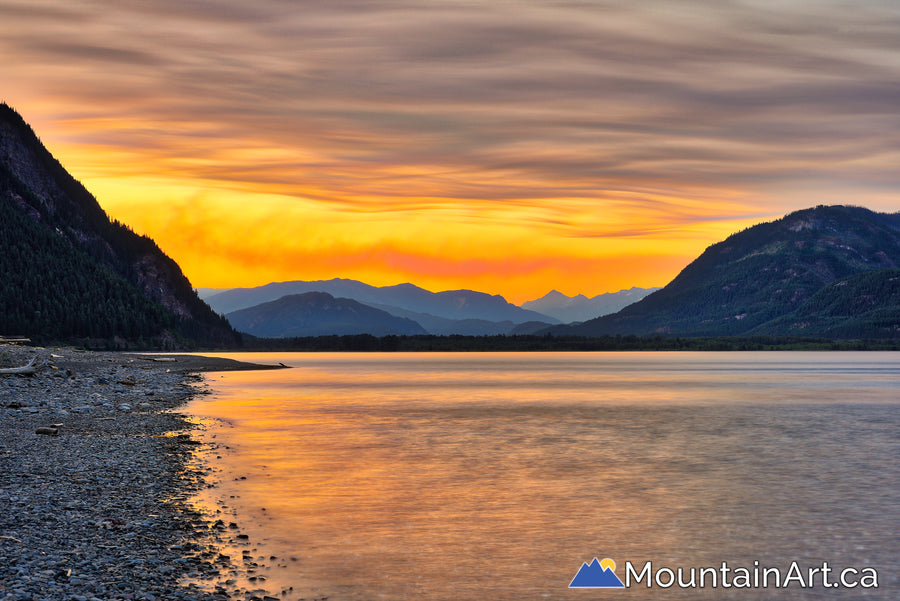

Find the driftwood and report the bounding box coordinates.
[0,356,42,376]
[0,337,30,344]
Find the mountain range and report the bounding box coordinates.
[212,284,663,337]
[205,279,557,322]
[521,287,661,323]
[546,205,900,338]
[0,104,238,348]
[205,279,570,336]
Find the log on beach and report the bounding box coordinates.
[0,356,41,375]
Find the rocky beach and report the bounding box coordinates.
[0,344,286,601]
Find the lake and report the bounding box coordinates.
[184,352,900,600]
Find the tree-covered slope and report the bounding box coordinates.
[551,205,900,337]
[0,103,239,347]
[750,269,900,338]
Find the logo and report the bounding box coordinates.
[569,557,625,588]
[568,558,879,590]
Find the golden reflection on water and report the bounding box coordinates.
[185,352,900,600]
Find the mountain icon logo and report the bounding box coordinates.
[569,557,626,588]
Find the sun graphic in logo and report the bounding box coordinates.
[600,558,617,572]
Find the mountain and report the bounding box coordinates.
[548,206,900,338]
[226,292,428,337]
[0,104,238,347]
[521,287,661,323]
[196,287,233,300]
[364,302,518,335]
[207,279,388,314]
[206,278,559,325]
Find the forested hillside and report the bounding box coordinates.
[548,206,900,338]
[750,269,900,338]
[0,103,239,348]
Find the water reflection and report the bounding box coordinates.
[186,352,900,600]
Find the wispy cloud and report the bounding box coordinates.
[3,0,899,295]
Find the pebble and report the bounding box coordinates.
[0,344,279,601]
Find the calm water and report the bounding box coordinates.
[184,352,900,600]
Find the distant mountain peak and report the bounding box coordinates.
[386,282,430,292]
[539,290,568,300]
[521,286,661,323]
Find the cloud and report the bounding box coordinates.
[22,40,163,66]
[3,0,900,293]
[9,1,900,202]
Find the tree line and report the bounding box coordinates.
[240,333,900,352]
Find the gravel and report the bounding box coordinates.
[0,344,284,601]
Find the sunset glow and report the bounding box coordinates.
[4,1,899,303]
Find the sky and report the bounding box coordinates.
[3,0,900,304]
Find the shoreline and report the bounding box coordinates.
[0,344,283,601]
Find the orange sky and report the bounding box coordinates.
[3,1,899,304]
